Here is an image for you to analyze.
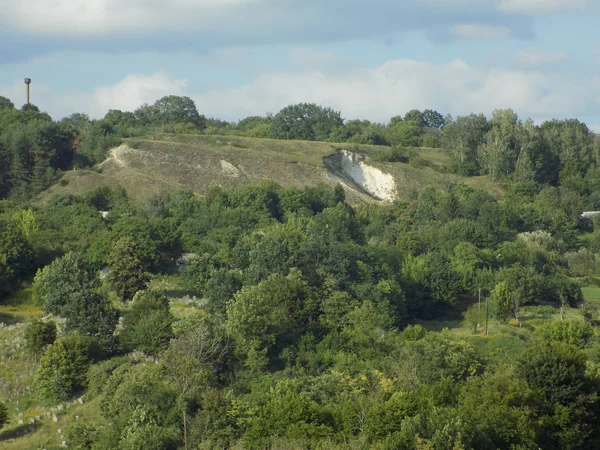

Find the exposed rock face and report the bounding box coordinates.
[324,150,397,202]
[220,160,241,178]
[581,211,600,220]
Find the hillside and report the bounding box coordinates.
[41,134,505,203]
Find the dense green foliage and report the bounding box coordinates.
[24,319,57,357]
[107,237,150,301]
[3,97,600,448]
[33,251,99,315]
[35,334,92,402]
[120,290,174,356]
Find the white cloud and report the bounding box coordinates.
[91,72,187,114]
[2,0,259,35]
[190,58,598,124]
[513,48,570,66]
[288,48,360,74]
[449,23,512,39]
[0,0,523,42]
[3,58,599,127]
[499,0,593,15]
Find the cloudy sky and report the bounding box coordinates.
[1,0,599,129]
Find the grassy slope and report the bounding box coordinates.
[40,134,505,203]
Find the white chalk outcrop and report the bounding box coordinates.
[324,150,397,202]
[220,160,241,178]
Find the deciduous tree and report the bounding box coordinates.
[270,103,343,141]
[120,290,174,355]
[36,335,91,401]
[107,237,149,301]
[33,251,99,314]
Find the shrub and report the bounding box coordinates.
[24,319,57,357]
[36,334,92,401]
[535,320,593,347]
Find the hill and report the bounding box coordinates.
[41,134,505,203]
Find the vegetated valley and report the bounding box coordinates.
[2,97,600,449]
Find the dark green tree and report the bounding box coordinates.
[120,290,174,356]
[151,95,206,130]
[24,319,57,358]
[226,270,310,369]
[270,103,343,141]
[403,109,426,127]
[490,281,512,323]
[425,252,462,305]
[64,291,119,352]
[441,114,488,175]
[33,251,99,315]
[35,334,91,401]
[422,109,446,130]
[0,219,32,299]
[541,119,593,178]
[384,120,422,147]
[517,341,598,449]
[107,236,150,301]
[0,96,14,110]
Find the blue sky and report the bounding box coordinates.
[1,0,599,130]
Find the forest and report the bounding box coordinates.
[1,95,600,449]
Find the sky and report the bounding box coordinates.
[0,0,599,130]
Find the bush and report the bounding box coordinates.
[120,291,174,356]
[463,304,485,333]
[24,319,57,357]
[535,320,593,347]
[87,357,133,398]
[372,146,417,163]
[66,422,98,450]
[35,334,92,401]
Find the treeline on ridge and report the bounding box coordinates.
[0,94,598,201]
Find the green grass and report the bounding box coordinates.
[0,288,41,325]
[0,397,106,450]
[583,286,600,305]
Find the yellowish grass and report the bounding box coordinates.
[39,133,505,204]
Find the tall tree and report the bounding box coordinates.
[478,109,522,180]
[64,291,119,351]
[270,103,343,141]
[33,251,99,315]
[226,270,310,370]
[404,109,426,127]
[120,290,174,356]
[0,219,32,299]
[441,114,488,175]
[422,109,446,130]
[107,236,150,301]
[0,96,14,110]
[35,335,91,401]
[151,95,206,130]
[541,119,593,178]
